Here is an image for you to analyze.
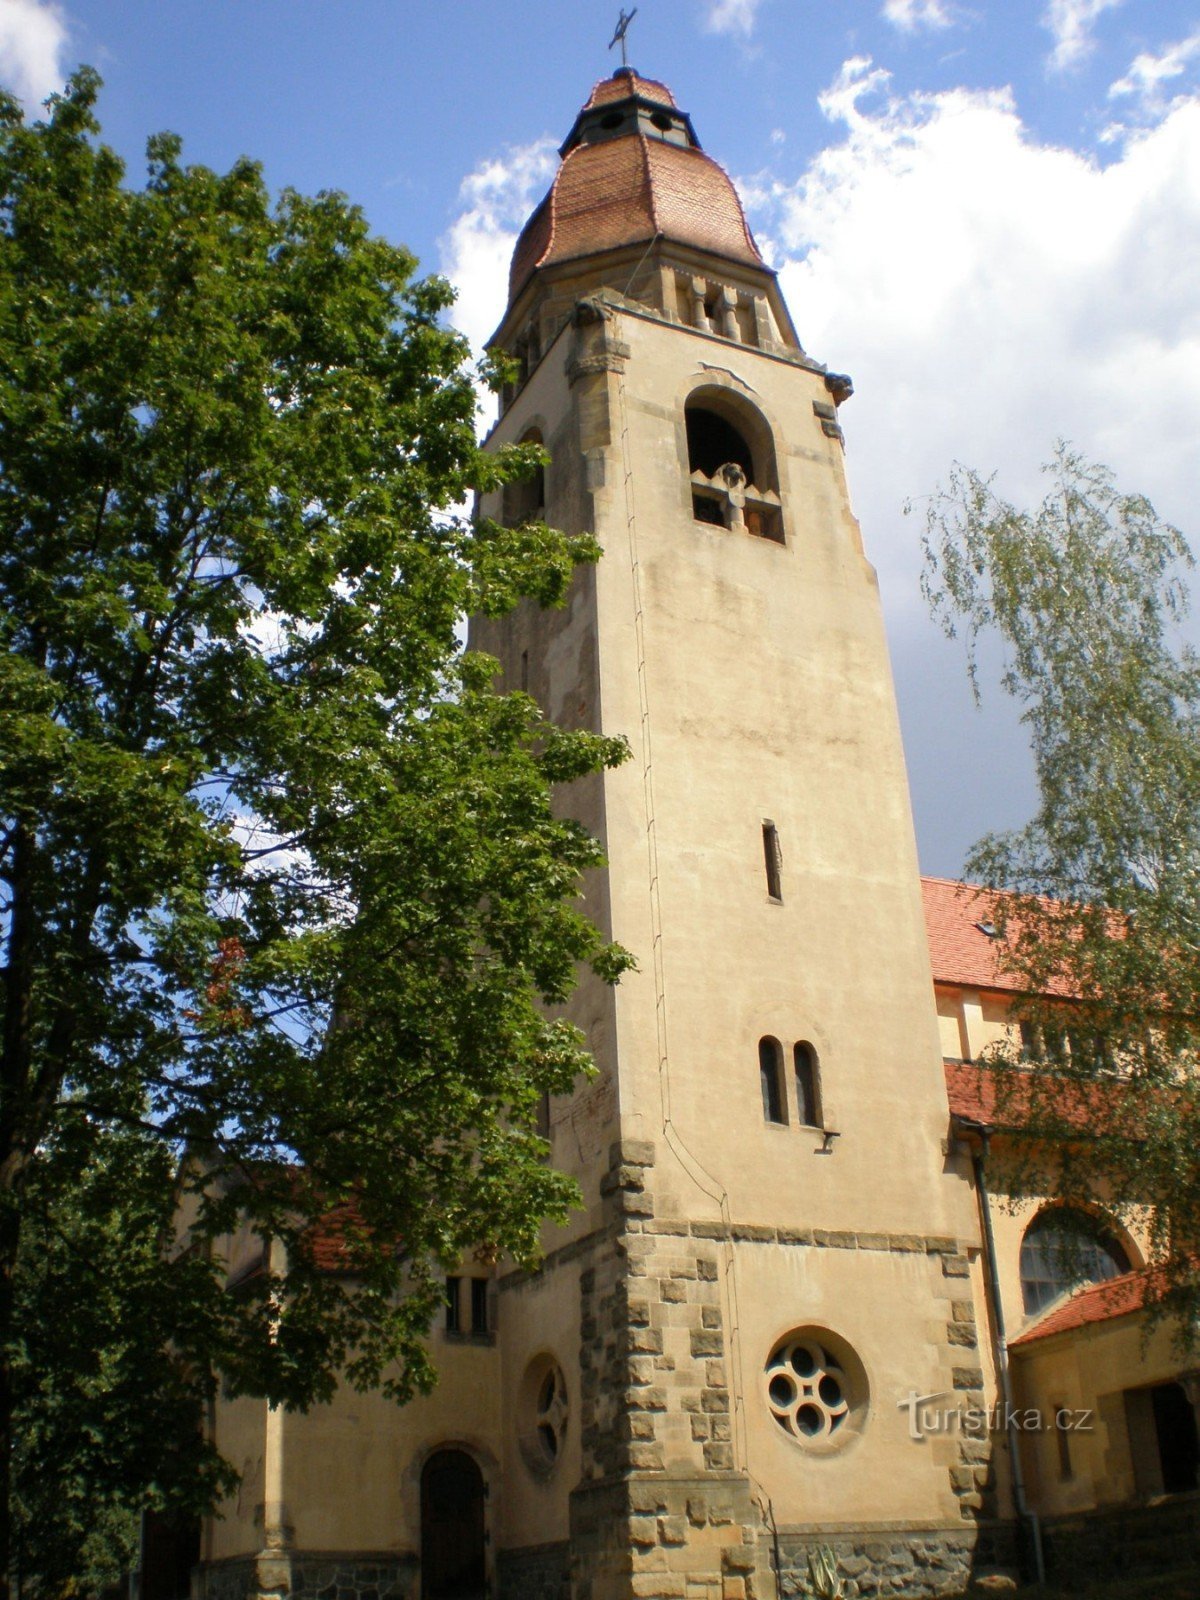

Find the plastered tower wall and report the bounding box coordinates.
[471,67,999,1600]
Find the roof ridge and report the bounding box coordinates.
[636,134,660,235]
[536,145,576,276]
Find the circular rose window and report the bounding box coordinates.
[764,1329,867,1450]
[518,1354,568,1478]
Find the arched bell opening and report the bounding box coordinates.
[685,388,782,542]
[502,426,546,527]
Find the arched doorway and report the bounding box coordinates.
[420,1449,486,1600]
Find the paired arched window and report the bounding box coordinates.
[1019,1206,1132,1316]
[759,1037,823,1128]
[759,1037,786,1124]
[794,1043,822,1128]
[685,389,782,542]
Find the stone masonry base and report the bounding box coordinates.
[773,1524,1018,1598]
[196,1552,418,1600]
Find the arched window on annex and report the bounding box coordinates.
[685,386,782,543]
[759,1036,787,1125]
[1019,1205,1133,1317]
[502,426,546,527]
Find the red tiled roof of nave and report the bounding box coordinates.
[1009,1267,1154,1347]
[922,876,1018,993]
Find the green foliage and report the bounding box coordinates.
[13,1126,234,1594]
[0,71,630,1582]
[920,444,1200,1336]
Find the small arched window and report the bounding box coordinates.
[502,427,546,527]
[794,1043,822,1128]
[1019,1207,1131,1316]
[685,389,782,542]
[759,1037,786,1125]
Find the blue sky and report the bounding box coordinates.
[3,0,1199,875]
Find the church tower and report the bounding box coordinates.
[473,65,991,1600]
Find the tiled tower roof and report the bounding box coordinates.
[584,68,676,109]
[507,69,767,304]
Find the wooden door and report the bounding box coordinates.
[421,1449,486,1600]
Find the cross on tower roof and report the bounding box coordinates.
[608,7,637,67]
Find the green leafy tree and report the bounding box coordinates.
[920,443,1200,1334]
[0,71,630,1589]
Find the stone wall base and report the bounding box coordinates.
[497,1540,571,1600]
[772,1523,1018,1599]
[195,1552,418,1600]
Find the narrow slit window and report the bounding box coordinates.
[794,1042,822,1128]
[445,1276,461,1334]
[1055,1404,1074,1480]
[759,1037,786,1125]
[762,821,782,901]
[470,1277,489,1335]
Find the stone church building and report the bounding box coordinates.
[169,65,1200,1600]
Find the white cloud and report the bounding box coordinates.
[703,0,761,39]
[743,57,1200,867]
[881,0,954,34]
[0,0,68,106]
[1042,0,1124,73]
[439,137,558,362]
[1108,30,1200,128]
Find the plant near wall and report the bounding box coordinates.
[804,1545,846,1599]
[0,71,630,1591]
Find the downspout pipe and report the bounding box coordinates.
[957,1115,1046,1586]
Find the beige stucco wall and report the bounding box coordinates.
[481,304,975,1240]
[208,1394,267,1561]
[478,294,988,1539]
[496,1258,585,1550]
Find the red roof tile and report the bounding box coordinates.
[945,1059,1003,1123]
[585,69,676,109]
[943,1058,1133,1137]
[305,1197,365,1273]
[922,876,1018,992]
[509,133,765,301]
[1009,1267,1153,1347]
